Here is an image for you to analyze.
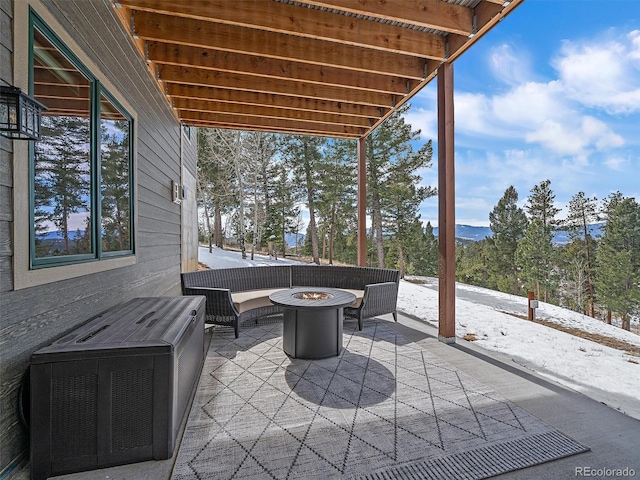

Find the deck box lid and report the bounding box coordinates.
[31,296,205,363]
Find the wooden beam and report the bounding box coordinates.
[172,97,372,128]
[301,0,474,36]
[120,0,452,56]
[437,62,456,344]
[184,117,362,139]
[357,137,367,266]
[166,83,386,119]
[131,10,428,79]
[146,42,411,95]
[180,110,366,138]
[158,64,394,107]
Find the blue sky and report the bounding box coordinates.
[408,0,640,227]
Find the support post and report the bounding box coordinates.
[528,291,538,321]
[357,137,367,266]
[437,62,456,343]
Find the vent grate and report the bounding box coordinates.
[111,369,154,450]
[52,374,98,458]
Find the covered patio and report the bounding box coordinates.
[13,311,640,479]
[109,0,527,343]
[4,1,640,480]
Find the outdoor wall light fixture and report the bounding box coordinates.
[172,180,183,205]
[0,86,48,140]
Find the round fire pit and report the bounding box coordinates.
[269,287,356,359]
[293,291,334,301]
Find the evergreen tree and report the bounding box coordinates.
[403,219,438,276]
[525,179,560,231]
[34,115,91,256]
[265,161,299,257]
[382,138,435,276]
[594,193,640,331]
[456,239,492,288]
[520,180,560,301]
[488,186,528,294]
[197,128,236,250]
[279,135,326,264]
[316,138,357,264]
[366,103,430,267]
[244,132,276,259]
[562,192,599,316]
[100,119,131,252]
[516,219,557,301]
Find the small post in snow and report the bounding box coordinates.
[528,291,538,321]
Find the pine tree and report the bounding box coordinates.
[100,119,131,252]
[197,128,236,250]
[594,193,640,331]
[456,239,492,288]
[34,115,91,256]
[366,103,430,268]
[382,138,435,276]
[525,179,560,231]
[562,192,599,316]
[265,161,299,258]
[520,180,560,301]
[278,135,326,264]
[403,220,438,276]
[488,186,528,294]
[316,138,357,264]
[516,219,557,301]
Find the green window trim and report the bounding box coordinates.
[29,10,134,269]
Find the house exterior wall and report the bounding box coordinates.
[0,0,198,474]
[182,127,199,273]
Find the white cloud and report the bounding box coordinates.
[604,155,629,172]
[489,43,531,86]
[554,33,640,114]
[447,32,637,159]
[404,106,438,142]
[630,30,640,61]
[525,116,623,157]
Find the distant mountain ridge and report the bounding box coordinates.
[433,223,605,244]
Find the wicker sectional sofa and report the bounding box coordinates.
[181,265,400,337]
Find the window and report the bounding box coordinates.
[30,12,133,267]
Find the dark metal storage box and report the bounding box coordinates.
[29,296,206,480]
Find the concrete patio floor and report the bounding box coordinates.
[13,312,640,480]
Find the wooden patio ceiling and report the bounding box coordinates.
[112,0,524,139]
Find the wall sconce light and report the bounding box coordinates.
[0,86,48,140]
[172,180,183,204]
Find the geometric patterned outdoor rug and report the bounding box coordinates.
[171,319,589,480]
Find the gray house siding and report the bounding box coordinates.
[0,0,197,473]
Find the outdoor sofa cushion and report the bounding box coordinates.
[231,288,363,313]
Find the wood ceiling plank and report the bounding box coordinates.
[131,10,428,79]
[166,83,386,119]
[120,0,453,54]
[299,0,474,36]
[187,120,358,139]
[147,42,411,95]
[172,97,372,128]
[158,64,395,107]
[180,110,366,137]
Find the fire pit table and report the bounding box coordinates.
[269,287,356,359]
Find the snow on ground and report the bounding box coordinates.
[398,279,640,420]
[456,281,640,347]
